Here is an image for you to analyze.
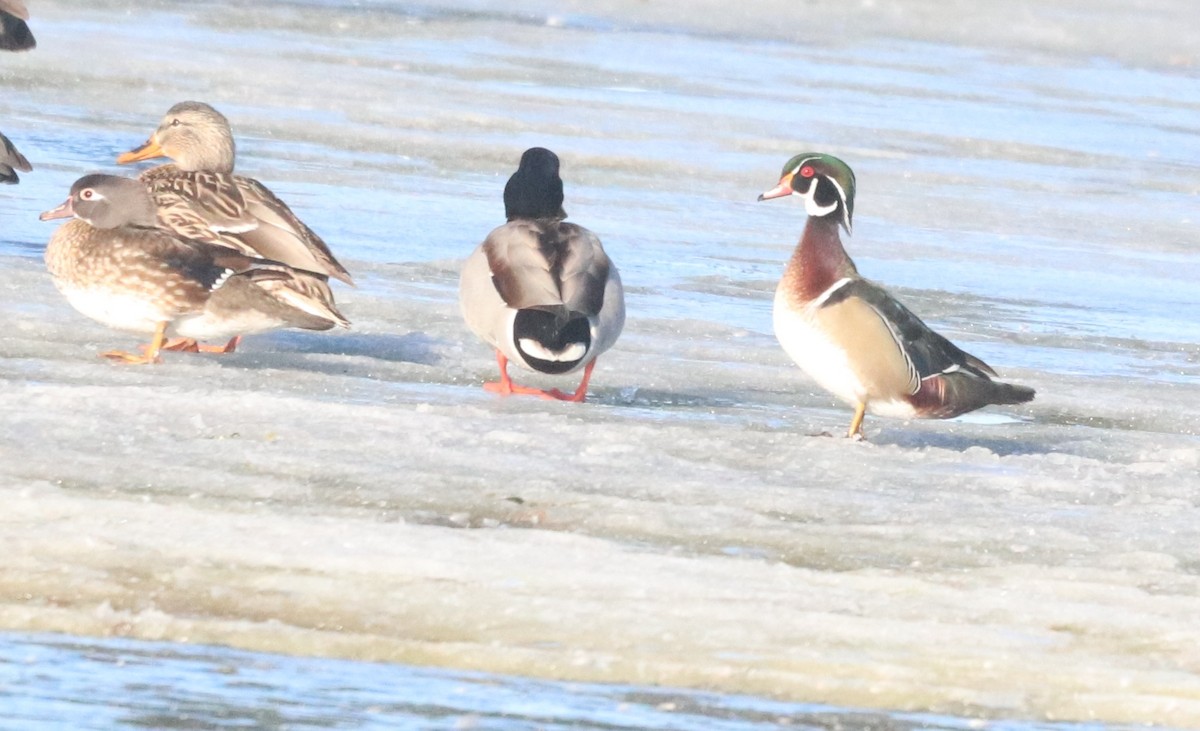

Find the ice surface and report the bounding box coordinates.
[2,0,1200,727]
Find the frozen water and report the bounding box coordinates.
[1,0,1199,727]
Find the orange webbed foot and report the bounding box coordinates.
[161,336,240,354]
[483,381,561,400]
[99,348,162,365]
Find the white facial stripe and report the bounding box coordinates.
[826,175,851,230]
[794,165,849,226]
[800,176,839,218]
[789,157,822,176]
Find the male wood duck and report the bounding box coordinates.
[1,131,31,183]
[116,101,354,285]
[0,0,35,51]
[41,174,349,364]
[459,147,625,402]
[759,153,1034,439]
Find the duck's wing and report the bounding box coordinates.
[142,166,259,238]
[234,176,354,285]
[0,131,31,183]
[825,278,998,392]
[140,166,353,285]
[482,220,611,316]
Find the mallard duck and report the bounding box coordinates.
[0,0,35,52]
[40,173,349,364]
[1,131,31,183]
[459,147,624,402]
[116,101,354,285]
[759,152,1035,439]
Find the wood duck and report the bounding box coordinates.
[0,0,35,52]
[116,101,354,286]
[459,147,625,402]
[1,131,31,183]
[759,153,1034,439]
[41,173,349,364]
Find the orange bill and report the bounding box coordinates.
[117,137,166,164]
[757,173,795,201]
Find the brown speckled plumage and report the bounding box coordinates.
[118,101,354,285]
[42,174,349,362]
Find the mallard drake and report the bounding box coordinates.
[40,173,349,364]
[759,153,1034,439]
[116,101,354,285]
[1,131,31,183]
[460,147,624,402]
[0,0,35,51]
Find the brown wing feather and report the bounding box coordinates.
[556,223,610,317]
[141,165,255,233]
[236,176,353,284]
[138,165,353,285]
[483,220,611,316]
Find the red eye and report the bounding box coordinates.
[81,189,95,200]
[799,165,815,178]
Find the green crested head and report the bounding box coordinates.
[760,152,856,233]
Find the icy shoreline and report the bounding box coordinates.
[3,0,1200,726]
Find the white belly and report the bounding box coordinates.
[172,309,284,341]
[54,281,165,334]
[772,287,917,418]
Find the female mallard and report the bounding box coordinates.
[116,101,353,285]
[41,174,349,364]
[759,152,1034,439]
[459,147,624,402]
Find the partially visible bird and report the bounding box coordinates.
[0,0,35,52]
[459,147,624,402]
[759,152,1034,439]
[1,130,32,184]
[117,101,354,285]
[41,173,349,364]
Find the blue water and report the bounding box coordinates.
[0,632,1169,731]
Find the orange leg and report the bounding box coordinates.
[546,359,597,403]
[161,335,241,354]
[482,351,596,403]
[101,321,167,365]
[847,401,868,440]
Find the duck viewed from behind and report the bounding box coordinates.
[41,174,349,364]
[1,130,31,183]
[0,0,35,51]
[459,147,625,402]
[116,101,354,286]
[759,152,1035,439]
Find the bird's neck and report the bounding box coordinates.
[176,138,236,173]
[781,216,858,304]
